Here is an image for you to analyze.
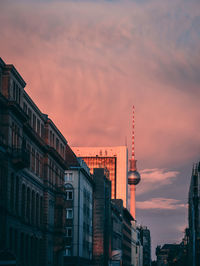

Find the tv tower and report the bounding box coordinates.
[128,105,141,219]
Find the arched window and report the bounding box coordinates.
[40,196,43,226]
[36,193,39,226]
[20,232,24,264]
[25,235,29,265]
[31,190,35,225]
[10,173,15,211]
[31,148,35,172]
[14,229,18,254]
[36,153,39,176]
[15,176,19,215]
[21,184,26,218]
[26,188,30,222]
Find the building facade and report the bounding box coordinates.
[0,58,67,266]
[131,221,143,266]
[72,146,129,208]
[110,199,123,266]
[64,145,93,266]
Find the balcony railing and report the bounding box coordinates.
[12,148,30,169]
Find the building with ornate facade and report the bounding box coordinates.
[0,58,67,266]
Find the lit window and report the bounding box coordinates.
[66,209,73,219]
[66,190,73,200]
[69,173,73,181]
[65,247,72,256]
[64,173,73,182]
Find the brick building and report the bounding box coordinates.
[0,58,67,266]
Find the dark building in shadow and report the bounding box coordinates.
[92,168,112,266]
[188,163,200,266]
[0,58,67,266]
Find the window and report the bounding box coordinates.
[36,153,39,176]
[23,103,27,113]
[33,114,36,131]
[13,82,16,100]
[28,108,32,124]
[65,247,72,256]
[31,148,35,172]
[66,227,72,237]
[66,190,73,200]
[10,173,15,211]
[52,133,55,147]
[37,119,40,135]
[66,209,73,219]
[56,138,59,152]
[26,188,30,222]
[50,131,52,145]
[60,143,62,155]
[64,173,73,182]
[41,124,44,139]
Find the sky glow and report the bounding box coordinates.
[1,0,200,259]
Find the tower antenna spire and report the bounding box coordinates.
[132,105,135,160]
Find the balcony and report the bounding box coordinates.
[12,148,30,169]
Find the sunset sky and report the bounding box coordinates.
[1,0,200,259]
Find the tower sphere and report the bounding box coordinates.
[128,170,141,185]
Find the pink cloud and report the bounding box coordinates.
[0,0,200,169]
[137,198,187,210]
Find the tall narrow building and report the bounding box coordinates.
[188,162,200,266]
[128,105,141,219]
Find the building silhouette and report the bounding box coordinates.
[188,162,200,266]
[139,226,151,266]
